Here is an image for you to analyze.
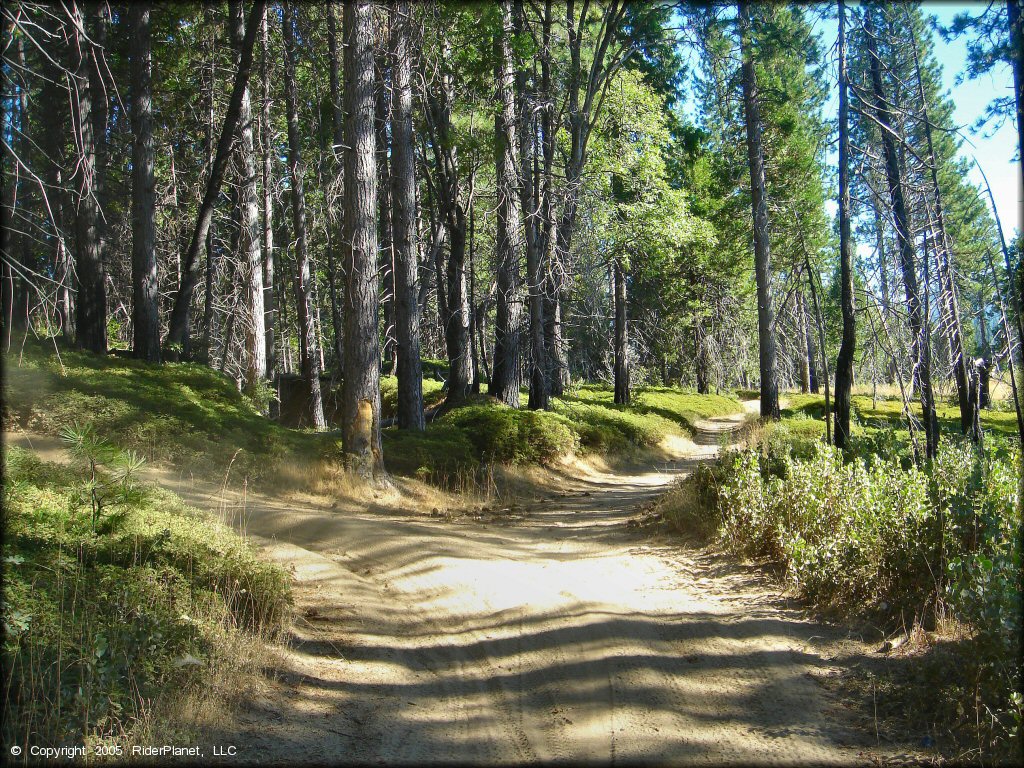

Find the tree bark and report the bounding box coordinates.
[390,0,424,430]
[282,1,325,430]
[613,253,629,406]
[342,0,385,478]
[834,0,855,448]
[69,3,107,354]
[866,10,939,458]
[130,3,161,363]
[201,6,217,361]
[1009,0,1024,202]
[326,1,345,370]
[796,288,811,394]
[738,1,780,420]
[375,43,396,378]
[514,0,548,411]
[909,29,971,437]
[491,0,526,408]
[540,0,568,397]
[165,0,266,354]
[445,206,474,402]
[261,6,277,381]
[229,0,267,392]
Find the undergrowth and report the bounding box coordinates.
[657,414,1021,762]
[383,386,741,486]
[2,441,291,755]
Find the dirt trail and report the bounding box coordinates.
[10,406,885,765]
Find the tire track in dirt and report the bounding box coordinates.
[9,406,890,765]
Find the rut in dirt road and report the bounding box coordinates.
[186,408,884,765]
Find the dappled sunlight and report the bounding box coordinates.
[185,405,879,765]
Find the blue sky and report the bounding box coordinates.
[923,2,1021,239]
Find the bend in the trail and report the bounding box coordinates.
[8,405,889,765]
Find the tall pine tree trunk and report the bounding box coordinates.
[69,3,107,354]
[738,1,779,419]
[201,7,217,361]
[326,1,345,370]
[260,7,277,382]
[376,47,396,377]
[229,0,266,392]
[130,3,161,363]
[491,0,526,408]
[342,0,385,478]
[445,206,474,403]
[514,0,548,411]
[540,0,568,397]
[282,1,325,430]
[390,0,424,431]
[834,0,855,448]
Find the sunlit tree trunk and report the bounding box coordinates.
[229,0,266,392]
[342,0,385,478]
[491,0,525,408]
[738,1,779,419]
[376,40,396,377]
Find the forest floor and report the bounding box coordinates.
[10,404,908,765]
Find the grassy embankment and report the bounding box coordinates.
[654,388,1021,762]
[2,441,291,754]
[3,342,741,489]
[2,343,741,752]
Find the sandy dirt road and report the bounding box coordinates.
[10,407,885,765]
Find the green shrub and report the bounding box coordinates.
[441,402,577,465]
[703,434,1021,758]
[380,375,446,420]
[382,422,477,478]
[2,446,291,750]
